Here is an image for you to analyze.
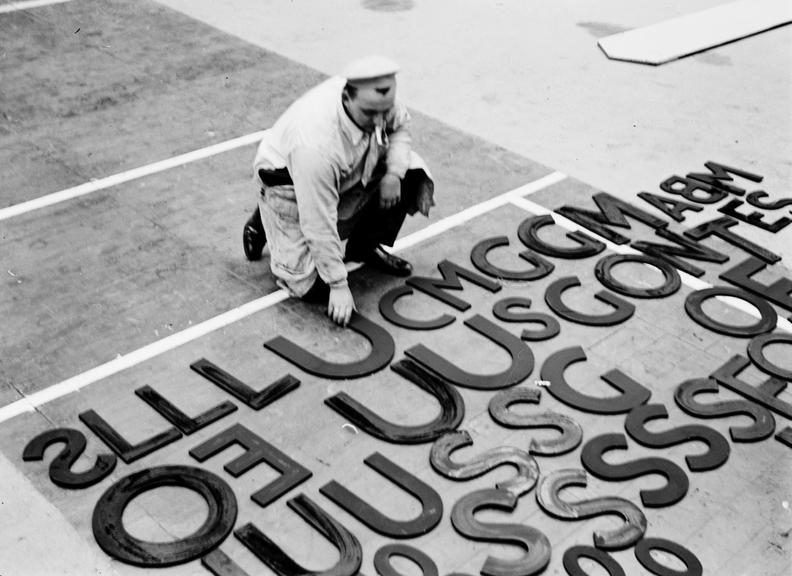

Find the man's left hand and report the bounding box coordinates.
[378,173,401,210]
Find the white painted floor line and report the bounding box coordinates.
[0,171,566,423]
[510,196,792,334]
[0,290,289,423]
[0,0,72,14]
[0,131,266,222]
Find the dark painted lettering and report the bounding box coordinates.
[79,409,181,464]
[190,358,300,410]
[264,312,394,379]
[234,494,362,576]
[660,175,727,204]
[430,430,540,497]
[324,358,464,444]
[92,465,237,567]
[470,235,554,281]
[189,424,311,508]
[711,355,792,420]
[557,192,668,244]
[537,468,646,549]
[674,377,775,442]
[718,199,791,232]
[406,259,502,311]
[517,214,605,258]
[637,191,703,222]
[22,428,116,489]
[632,227,728,278]
[720,257,792,313]
[450,487,551,576]
[406,314,534,390]
[624,403,730,472]
[320,452,443,538]
[135,385,237,435]
[684,216,780,264]
[580,433,689,508]
[687,160,762,195]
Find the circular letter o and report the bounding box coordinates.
[92,465,237,567]
[684,286,777,337]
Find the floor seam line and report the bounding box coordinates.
[0,171,565,423]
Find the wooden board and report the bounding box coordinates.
[599,0,792,65]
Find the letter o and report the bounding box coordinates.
[684,286,777,337]
[748,332,792,380]
[92,465,237,567]
[634,537,702,576]
[595,253,681,298]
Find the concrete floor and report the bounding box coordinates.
[1,0,790,575]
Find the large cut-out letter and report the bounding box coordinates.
[470,236,554,281]
[711,355,792,419]
[491,297,561,341]
[430,430,539,497]
[674,377,774,442]
[320,452,443,538]
[374,544,438,576]
[634,537,703,576]
[406,260,502,311]
[624,403,730,472]
[540,347,651,414]
[544,277,635,326]
[557,192,667,245]
[563,546,625,576]
[451,487,551,576]
[324,358,465,444]
[748,332,792,380]
[684,286,777,337]
[631,227,728,278]
[685,216,780,263]
[264,313,394,379]
[637,191,702,223]
[135,385,236,435]
[406,315,534,390]
[23,428,116,489]
[718,200,790,233]
[378,285,455,330]
[190,358,299,410]
[517,214,605,258]
[189,424,311,508]
[720,257,792,314]
[580,433,688,508]
[234,494,362,576]
[536,468,646,550]
[79,409,181,464]
[687,161,761,195]
[92,465,237,567]
[488,387,582,455]
[594,253,681,299]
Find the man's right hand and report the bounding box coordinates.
[328,284,355,326]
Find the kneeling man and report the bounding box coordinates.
[243,55,434,326]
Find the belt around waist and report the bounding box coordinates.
[259,168,293,187]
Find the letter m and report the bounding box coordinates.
[556,192,668,244]
[406,260,502,311]
[687,161,763,196]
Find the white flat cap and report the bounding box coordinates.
[341,55,400,82]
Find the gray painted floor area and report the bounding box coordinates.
[158,0,792,263]
[1,1,791,575]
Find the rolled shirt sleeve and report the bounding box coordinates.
[385,104,412,179]
[288,146,349,288]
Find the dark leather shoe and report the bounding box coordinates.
[362,246,412,277]
[243,207,266,261]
